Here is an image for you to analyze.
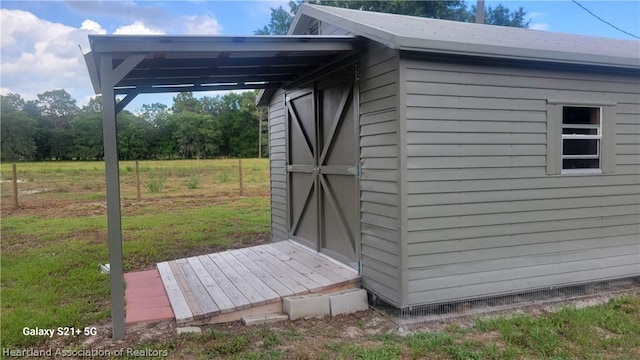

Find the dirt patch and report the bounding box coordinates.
[1,195,251,219]
[38,310,396,359]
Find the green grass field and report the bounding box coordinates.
[1,159,639,359]
[0,158,269,203]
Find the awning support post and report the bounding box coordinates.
[99,53,144,340]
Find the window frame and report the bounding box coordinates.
[560,106,602,174]
[546,100,616,176]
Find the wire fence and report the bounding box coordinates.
[1,159,270,210]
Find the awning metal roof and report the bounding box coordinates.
[85,34,359,97]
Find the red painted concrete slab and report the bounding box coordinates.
[124,269,160,281]
[125,285,168,299]
[126,295,171,309]
[124,269,175,324]
[125,306,174,324]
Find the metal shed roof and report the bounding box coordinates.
[293,4,640,69]
[85,34,358,97]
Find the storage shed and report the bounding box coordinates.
[258,4,640,311]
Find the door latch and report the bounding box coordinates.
[347,163,361,178]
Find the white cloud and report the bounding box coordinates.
[0,9,107,105]
[528,12,545,20]
[1,9,75,57]
[81,19,107,34]
[530,23,550,31]
[114,21,165,35]
[182,15,222,35]
[0,87,15,96]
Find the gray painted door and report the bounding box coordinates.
[286,74,359,267]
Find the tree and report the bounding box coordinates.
[70,112,103,160]
[171,92,202,114]
[117,111,153,160]
[1,93,25,111]
[172,112,220,159]
[33,117,53,161]
[23,100,41,119]
[255,3,298,35]
[138,102,169,127]
[49,128,74,160]
[138,102,175,158]
[36,89,78,128]
[216,92,262,158]
[0,94,36,161]
[33,89,79,160]
[70,100,104,160]
[255,0,529,35]
[83,96,103,114]
[480,4,529,27]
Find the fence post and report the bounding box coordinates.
[12,164,18,209]
[238,159,243,196]
[135,161,141,201]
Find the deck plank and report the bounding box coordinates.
[168,261,204,320]
[208,252,267,306]
[156,262,192,322]
[231,249,296,297]
[197,254,252,310]
[218,250,280,303]
[186,257,236,313]
[175,258,220,317]
[239,247,309,295]
[261,244,336,289]
[246,246,323,293]
[273,241,359,281]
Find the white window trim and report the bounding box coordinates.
[560,106,602,175]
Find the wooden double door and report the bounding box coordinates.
[285,72,359,268]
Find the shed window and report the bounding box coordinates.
[561,106,601,173]
[546,100,616,176]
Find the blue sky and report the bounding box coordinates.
[1,1,639,111]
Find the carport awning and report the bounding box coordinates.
[85,34,359,97]
[84,33,359,341]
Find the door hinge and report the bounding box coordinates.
[347,163,361,178]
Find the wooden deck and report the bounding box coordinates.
[157,241,361,324]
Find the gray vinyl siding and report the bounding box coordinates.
[401,56,640,305]
[268,89,288,242]
[358,44,402,306]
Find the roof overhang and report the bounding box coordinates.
[293,4,640,70]
[85,34,359,99]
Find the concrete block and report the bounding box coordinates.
[242,313,289,326]
[177,326,201,335]
[283,294,330,320]
[329,289,369,316]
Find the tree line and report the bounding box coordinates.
[2,1,530,162]
[0,90,267,162]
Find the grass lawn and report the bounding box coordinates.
[123,295,640,359]
[1,159,271,349]
[1,159,639,359]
